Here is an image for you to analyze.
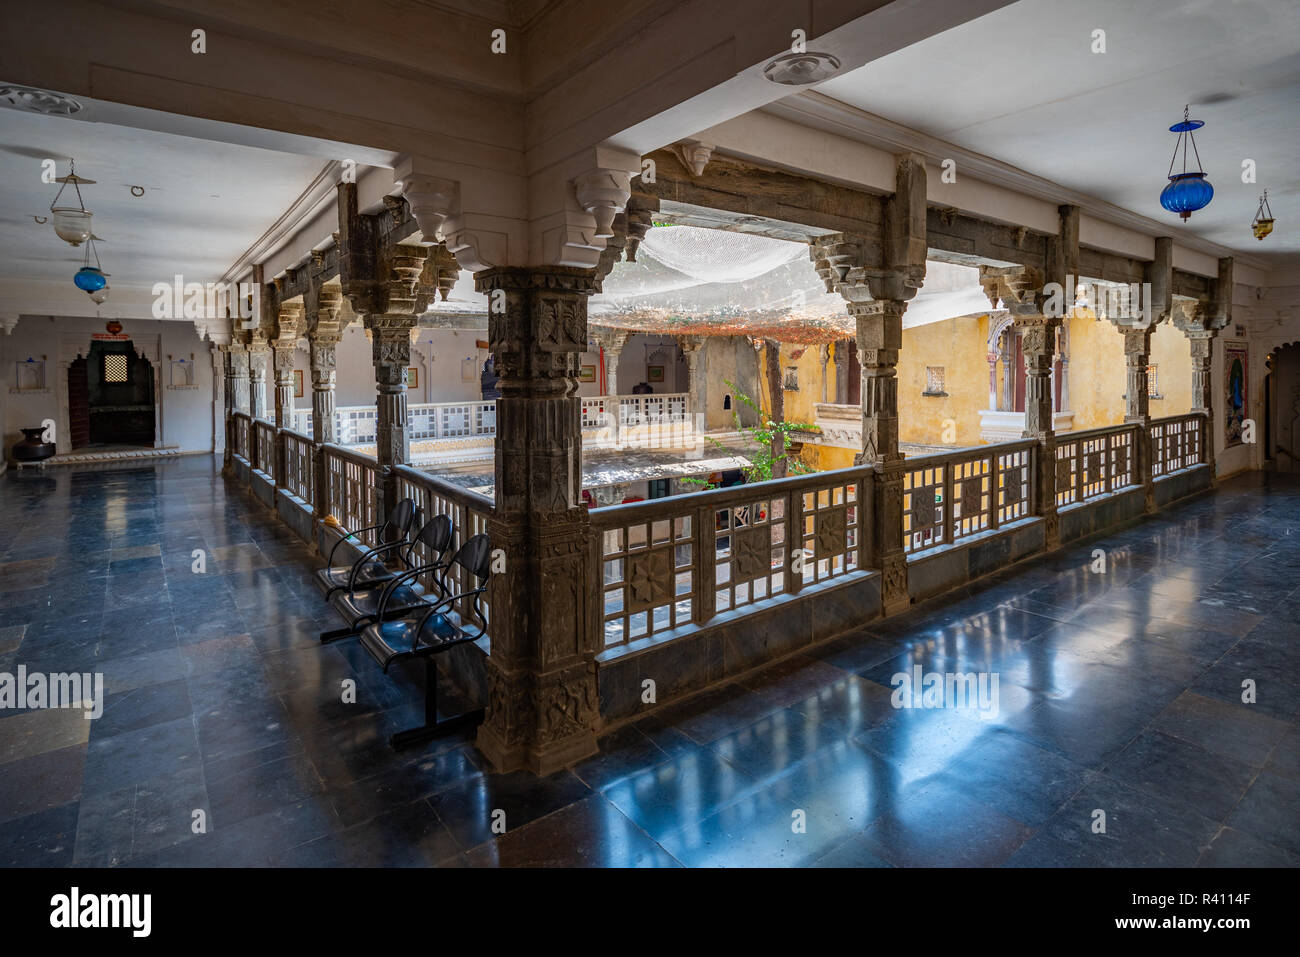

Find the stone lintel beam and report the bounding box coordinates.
[639,147,887,240]
[1172,268,1213,302]
[926,207,1049,274]
[1077,246,1146,287]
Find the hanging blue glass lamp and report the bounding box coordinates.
[73,236,108,292]
[1160,106,1213,221]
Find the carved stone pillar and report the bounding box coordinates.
[675,334,704,438]
[987,351,999,412]
[1000,338,1014,412]
[986,264,1061,548]
[819,343,830,404]
[1017,313,1060,546]
[833,341,849,404]
[272,345,296,430]
[1119,324,1155,511]
[364,315,416,469]
[814,155,927,618]
[851,300,905,465]
[1122,326,1153,425]
[308,331,341,445]
[592,326,631,397]
[270,301,303,432]
[473,265,600,775]
[248,338,271,421]
[211,343,227,456]
[229,342,250,416]
[1174,289,1228,488]
[850,298,908,614]
[1188,330,1217,480]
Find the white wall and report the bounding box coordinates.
[2,315,215,457]
[614,334,687,395]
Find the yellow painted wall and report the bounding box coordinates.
[755,309,1196,473]
[897,314,991,446]
[1067,310,1194,430]
[776,343,828,428]
[1149,319,1194,418]
[1066,310,1127,430]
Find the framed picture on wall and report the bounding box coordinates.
[579,364,597,383]
[647,364,665,384]
[1224,342,1247,448]
[293,369,304,398]
[406,366,419,389]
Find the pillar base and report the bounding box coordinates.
[475,724,599,777]
[475,659,600,775]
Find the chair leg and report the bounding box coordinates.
[319,625,357,643]
[389,656,484,749]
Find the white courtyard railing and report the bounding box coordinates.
[292,394,689,447]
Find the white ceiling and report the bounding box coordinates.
[814,0,1300,266]
[0,103,329,297]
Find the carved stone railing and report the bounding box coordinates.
[1150,412,1207,478]
[278,427,315,504]
[902,440,1038,555]
[320,443,383,545]
[588,465,873,648]
[230,411,251,461]
[253,418,276,479]
[1053,423,1140,508]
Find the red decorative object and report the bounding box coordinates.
[105,320,123,335]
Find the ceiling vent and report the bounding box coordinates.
[762,51,841,85]
[0,85,83,116]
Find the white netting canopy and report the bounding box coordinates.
[426,225,998,343]
[637,226,807,284]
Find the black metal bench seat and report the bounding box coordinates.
[356,533,491,748]
[312,498,417,600]
[319,514,455,644]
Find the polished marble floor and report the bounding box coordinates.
[1,456,1297,867]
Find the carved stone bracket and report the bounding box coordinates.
[670,141,714,177]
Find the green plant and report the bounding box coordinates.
[683,379,814,490]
